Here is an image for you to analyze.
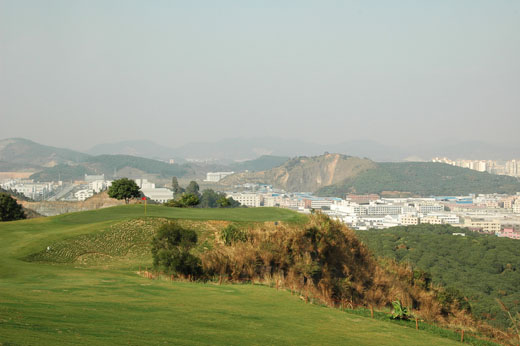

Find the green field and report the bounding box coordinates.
[0,206,464,345]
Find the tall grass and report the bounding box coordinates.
[201,213,506,345]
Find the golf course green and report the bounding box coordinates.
[0,205,464,345]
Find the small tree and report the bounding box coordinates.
[107,178,140,204]
[151,222,202,278]
[0,193,26,221]
[185,181,200,197]
[172,176,184,198]
[391,300,412,320]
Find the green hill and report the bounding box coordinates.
[355,224,520,329]
[219,155,520,196]
[317,162,520,197]
[0,138,90,169]
[0,138,195,181]
[0,206,483,345]
[30,154,192,181]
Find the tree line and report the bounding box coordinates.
[107,177,240,208]
[166,177,240,208]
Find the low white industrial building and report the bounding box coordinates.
[205,172,234,182]
[141,188,174,203]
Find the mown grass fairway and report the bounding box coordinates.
[0,206,462,345]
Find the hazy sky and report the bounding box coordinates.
[1,0,519,150]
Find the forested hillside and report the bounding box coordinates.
[356,224,520,328]
[318,162,520,196]
[29,155,191,181]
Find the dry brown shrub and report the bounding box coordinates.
[200,213,504,341]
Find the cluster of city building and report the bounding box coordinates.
[0,174,114,201]
[0,179,58,200]
[432,157,520,177]
[226,185,520,240]
[3,172,520,240]
[73,174,113,201]
[0,174,177,203]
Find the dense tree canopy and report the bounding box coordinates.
[198,189,222,208]
[107,178,141,204]
[356,224,520,329]
[0,193,26,221]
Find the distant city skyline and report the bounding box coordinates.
[1,1,519,150]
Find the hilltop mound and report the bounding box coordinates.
[27,211,488,333]
[220,153,376,192]
[3,206,502,345]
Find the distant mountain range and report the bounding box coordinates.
[87,140,187,163]
[1,138,518,195]
[2,137,517,170]
[0,138,290,182]
[85,138,518,162]
[84,138,407,162]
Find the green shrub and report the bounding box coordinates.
[151,222,202,277]
[391,300,412,320]
[220,224,248,245]
[164,193,200,208]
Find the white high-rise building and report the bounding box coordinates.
[513,200,520,214]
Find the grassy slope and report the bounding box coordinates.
[0,206,461,345]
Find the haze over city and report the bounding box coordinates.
[1,1,519,151]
